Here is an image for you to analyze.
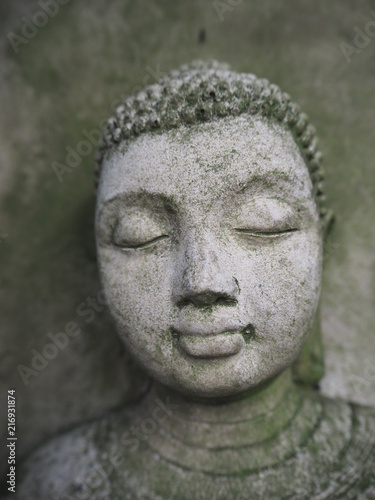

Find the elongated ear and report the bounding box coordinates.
[292,304,325,386]
[292,209,335,386]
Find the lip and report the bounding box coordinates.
[172,324,255,359]
[173,321,241,337]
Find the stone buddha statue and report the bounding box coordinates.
[14,62,375,499]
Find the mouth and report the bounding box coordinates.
[172,324,255,359]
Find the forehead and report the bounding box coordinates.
[98,115,313,206]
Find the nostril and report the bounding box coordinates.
[177,293,237,308]
[177,298,191,308]
[191,293,217,307]
[214,296,237,306]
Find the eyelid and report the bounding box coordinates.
[234,228,298,238]
[113,234,169,251]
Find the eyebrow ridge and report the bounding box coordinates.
[235,171,297,195]
[98,190,177,216]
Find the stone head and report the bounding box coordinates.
[95,61,332,399]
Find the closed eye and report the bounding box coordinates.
[113,234,169,251]
[234,228,298,238]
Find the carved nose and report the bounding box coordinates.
[173,235,239,308]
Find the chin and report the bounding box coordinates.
[169,377,266,400]
[153,355,283,400]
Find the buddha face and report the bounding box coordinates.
[96,115,322,398]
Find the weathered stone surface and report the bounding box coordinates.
[96,111,323,396]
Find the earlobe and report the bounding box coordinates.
[292,304,325,386]
[322,209,335,240]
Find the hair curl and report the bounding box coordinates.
[96,60,328,220]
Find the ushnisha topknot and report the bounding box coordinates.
[96,60,329,221]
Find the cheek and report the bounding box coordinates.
[98,249,174,347]
[236,232,322,340]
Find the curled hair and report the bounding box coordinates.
[96,60,328,221]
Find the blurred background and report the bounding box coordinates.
[1,0,375,486]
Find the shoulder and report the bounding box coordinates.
[344,402,375,498]
[14,420,104,499]
[14,407,137,500]
[308,392,375,498]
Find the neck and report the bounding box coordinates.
[151,368,295,422]
[136,369,318,474]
